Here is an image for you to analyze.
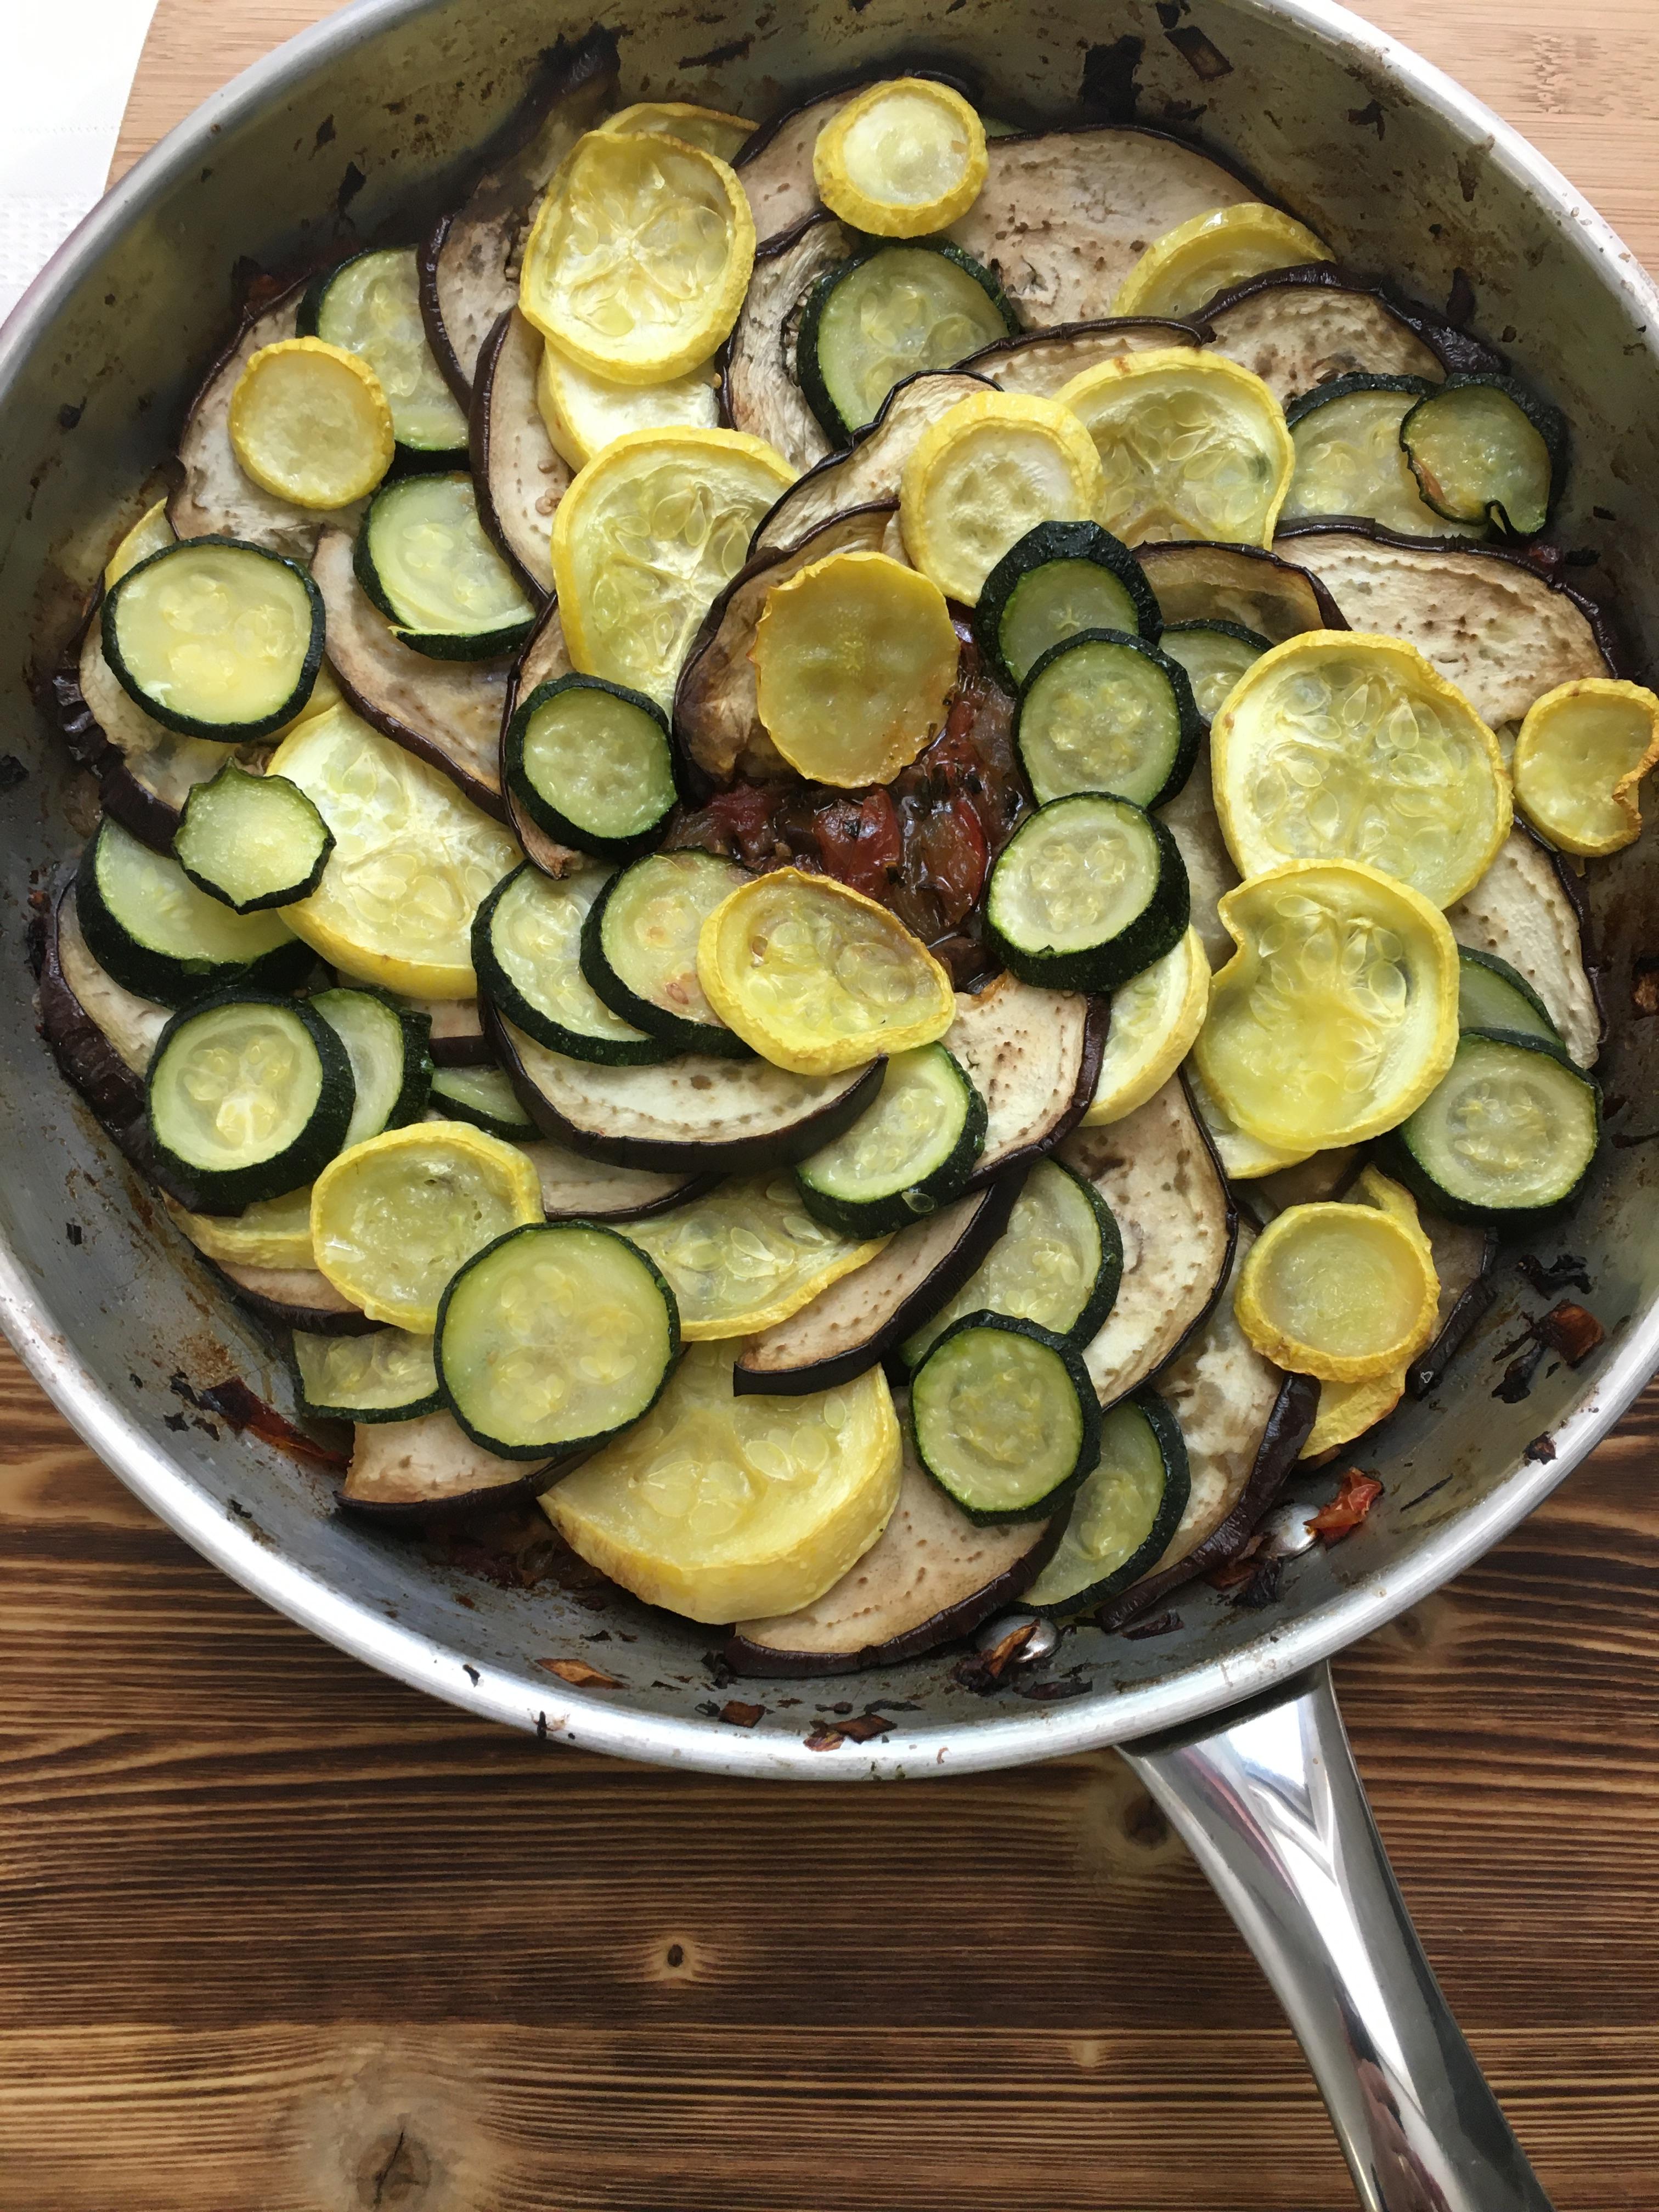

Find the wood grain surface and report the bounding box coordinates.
[3,4,1656,2206]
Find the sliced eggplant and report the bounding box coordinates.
[1446,827,1601,1068]
[498,601,586,879]
[1061,1074,1237,1409]
[417,27,619,403]
[724,212,855,474]
[946,129,1255,326]
[470,308,566,600]
[1156,732,1242,970]
[944,973,1105,1187]
[674,503,896,789]
[733,1175,1024,1397]
[519,1138,712,1223]
[1240,1147,1363,1226]
[963,317,1203,398]
[32,876,159,1147]
[1135,539,1347,640]
[338,1407,546,1518]
[310,528,510,818]
[1271,522,1615,731]
[405,994,493,1068]
[725,1414,1061,1674]
[490,1007,885,1174]
[751,370,994,558]
[1200,268,1454,405]
[1407,1216,1501,1398]
[210,1259,376,1338]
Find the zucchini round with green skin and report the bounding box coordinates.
[580,850,753,1058]
[1021,1391,1190,1612]
[353,473,536,661]
[428,1062,540,1139]
[797,239,1018,447]
[985,792,1190,992]
[911,1310,1102,1524]
[1281,374,1477,539]
[1157,619,1271,722]
[435,1221,680,1459]
[146,991,355,1212]
[172,760,335,913]
[1014,627,1199,809]
[794,1043,986,1237]
[473,864,669,1066]
[292,1325,441,1422]
[1400,375,1565,538]
[102,538,324,741]
[311,986,433,1148]
[974,520,1160,692]
[297,247,470,459]
[77,817,313,1008]
[1456,945,1561,1047]
[900,1155,1122,1369]
[1384,1029,1600,1225]
[503,675,678,860]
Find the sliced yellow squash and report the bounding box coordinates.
[698,869,956,1075]
[543,1340,901,1622]
[1195,857,1459,1152]
[310,1121,543,1332]
[275,658,345,735]
[269,704,521,998]
[229,337,394,508]
[1299,1369,1404,1459]
[1084,925,1210,1126]
[1058,350,1293,548]
[1211,631,1511,908]
[551,426,794,709]
[899,391,1104,605]
[1511,677,1659,857]
[104,497,174,589]
[1234,1198,1439,1383]
[597,100,757,162]
[1183,1055,1311,1178]
[754,549,960,786]
[520,129,755,384]
[1111,204,1334,319]
[625,1173,887,1339]
[813,78,989,238]
[163,1184,316,1271]
[535,340,720,470]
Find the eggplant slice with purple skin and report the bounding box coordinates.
[311,528,512,819]
[944,974,1106,1188]
[208,1259,377,1339]
[675,501,896,792]
[496,598,587,877]
[1447,827,1601,1068]
[32,872,159,1155]
[1060,1074,1237,1410]
[417,27,619,405]
[518,1137,714,1225]
[733,1173,1025,1397]
[470,308,566,601]
[405,995,493,1069]
[962,315,1203,398]
[339,1407,550,1519]
[1408,1220,1502,1398]
[1135,538,1348,641]
[725,1404,1062,1676]
[723,212,855,473]
[1195,263,1503,407]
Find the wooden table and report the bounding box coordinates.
[5,5,1658,2205]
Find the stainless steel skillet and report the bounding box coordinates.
[3,1,1657,2203]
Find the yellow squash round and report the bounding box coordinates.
[1511,676,1659,857]
[229,336,393,507]
[597,101,757,162]
[1111,204,1333,319]
[899,390,1105,605]
[1084,926,1210,1127]
[1234,1198,1440,1383]
[625,1173,888,1338]
[813,78,989,238]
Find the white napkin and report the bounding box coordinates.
[0,2,163,324]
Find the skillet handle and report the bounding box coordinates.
[1119,1661,1554,2212]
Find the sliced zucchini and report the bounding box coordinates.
[1511,678,1659,858]
[1233,1198,1440,1382]
[172,761,334,913]
[1158,619,1271,722]
[797,239,1018,445]
[503,675,678,860]
[812,79,988,240]
[76,817,311,1008]
[624,1173,885,1340]
[163,1184,317,1272]
[102,538,324,741]
[293,1327,441,1423]
[1400,375,1565,537]
[1448,827,1600,1070]
[473,863,669,1066]
[1456,946,1561,1047]
[1014,628,1199,809]
[974,519,1161,693]
[900,1155,1121,1370]
[898,390,1104,606]
[541,1341,902,1624]
[428,1063,540,1139]
[1387,1030,1601,1225]
[311,986,433,1148]
[298,247,470,457]
[436,1220,679,1459]
[309,1120,544,1331]
[229,337,394,509]
[1084,924,1210,1127]
[579,850,752,1059]
[985,793,1189,993]
[911,1311,1101,1524]
[1282,375,1477,539]
[1021,1392,1190,1612]
[146,991,355,1212]
[353,473,536,661]
[794,1043,986,1237]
